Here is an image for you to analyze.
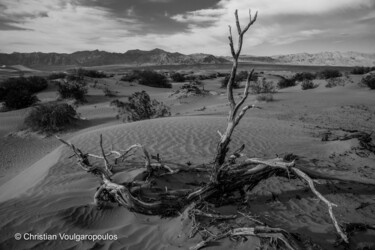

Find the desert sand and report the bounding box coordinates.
[0,68,375,249]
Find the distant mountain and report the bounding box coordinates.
[224,51,375,67]
[271,52,375,67]
[0,48,229,67]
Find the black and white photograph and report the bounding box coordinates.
[0,0,375,249]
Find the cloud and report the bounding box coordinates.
[0,0,374,56]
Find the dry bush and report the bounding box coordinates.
[103,87,117,97]
[170,72,185,82]
[301,79,318,90]
[277,77,296,89]
[111,91,171,122]
[48,72,67,80]
[0,76,47,110]
[250,77,275,94]
[256,93,274,102]
[24,103,78,133]
[361,73,375,89]
[58,77,88,103]
[350,66,375,75]
[325,77,348,88]
[319,69,342,79]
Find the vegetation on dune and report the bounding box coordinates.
[319,69,342,79]
[120,70,171,88]
[24,103,78,133]
[293,72,316,81]
[301,79,318,90]
[256,93,274,102]
[277,72,316,89]
[361,73,375,89]
[221,70,258,89]
[277,77,296,89]
[68,68,107,78]
[250,77,275,94]
[102,87,117,97]
[138,70,171,88]
[57,76,88,103]
[350,66,375,75]
[48,72,67,80]
[0,76,48,110]
[170,72,185,82]
[111,91,170,122]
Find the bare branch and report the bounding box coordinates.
[234,10,241,35]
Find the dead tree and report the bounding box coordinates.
[57,10,375,249]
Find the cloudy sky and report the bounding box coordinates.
[0,0,374,56]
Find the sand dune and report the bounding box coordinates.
[0,71,374,249]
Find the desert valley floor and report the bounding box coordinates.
[0,64,375,250]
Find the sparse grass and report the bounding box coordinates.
[24,103,78,133]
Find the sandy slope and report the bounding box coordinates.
[0,72,374,249]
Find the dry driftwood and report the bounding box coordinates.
[56,9,375,249]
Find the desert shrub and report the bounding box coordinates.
[0,76,47,110]
[319,69,342,79]
[250,78,275,94]
[103,87,117,97]
[111,91,171,122]
[221,71,258,89]
[120,70,171,88]
[138,70,171,88]
[236,71,249,82]
[48,72,67,80]
[293,72,316,81]
[70,68,107,78]
[170,72,185,82]
[221,75,239,88]
[120,71,140,82]
[0,76,47,99]
[361,73,375,89]
[256,93,274,102]
[24,103,78,133]
[301,79,318,90]
[58,78,87,102]
[350,66,375,75]
[277,77,296,89]
[3,88,39,110]
[325,77,346,88]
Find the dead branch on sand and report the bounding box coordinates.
[57,9,375,249]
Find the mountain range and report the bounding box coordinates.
[237,51,375,67]
[0,49,228,67]
[0,49,374,67]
